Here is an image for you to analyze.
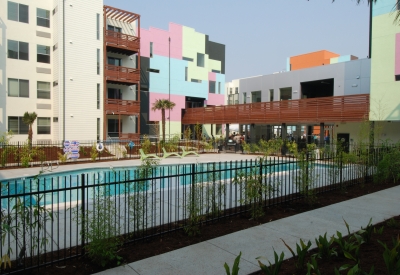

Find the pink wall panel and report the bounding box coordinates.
[140,23,182,59]
[208,72,216,81]
[149,93,186,122]
[205,93,225,106]
[395,33,400,76]
[140,28,151,58]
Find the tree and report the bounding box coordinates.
[22,111,37,147]
[151,99,176,142]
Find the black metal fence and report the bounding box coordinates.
[0,147,390,273]
[0,138,219,169]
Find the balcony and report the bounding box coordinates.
[105,99,140,115]
[105,65,140,85]
[105,30,140,55]
[182,94,370,125]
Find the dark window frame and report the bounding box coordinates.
[8,116,29,134]
[8,78,29,98]
[8,1,29,23]
[37,8,50,27]
[37,44,50,63]
[37,117,51,134]
[37,81,51,99]
[7,39,29,60]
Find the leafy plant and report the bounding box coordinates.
[16,140,38,167]
[224,252,241,275]
[306,256,321,275]
[281,238,312,270]
[257,250,285,275]
[1,173,55,266]
[288,142,318,205]
[242,140,251,154]
[387,218,400,229]
[233,157,280,220]
[314,233,337,259]
[378,235,400,275]
[141,135,151,154]
[374,226,384,235]
[374,145,400,184]
[57,151,67,163]
[0,131,15,167]
[90,143,98,161]
[359,218,373,243]
[74,184,122,267]
[127,158,159,235]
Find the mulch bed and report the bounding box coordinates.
[4,179,395,275]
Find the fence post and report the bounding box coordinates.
[339,151,343,189]
[17,141,20,167]
[81,173,86,256]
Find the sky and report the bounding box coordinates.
[103,0,370,82]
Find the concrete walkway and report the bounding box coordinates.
[94,185,400,275]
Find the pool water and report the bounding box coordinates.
[1,160,301,208]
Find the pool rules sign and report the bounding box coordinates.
[63,140,80,160]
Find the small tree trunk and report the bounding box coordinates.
[162,109,165,142]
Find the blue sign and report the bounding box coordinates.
[128,141,135,149]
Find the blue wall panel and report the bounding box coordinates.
[149,55,209,99]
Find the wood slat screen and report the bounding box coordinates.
[182,94,369,125]
[105,99,140,114]
[105,65,140,84]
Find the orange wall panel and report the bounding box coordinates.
[290,50,339,71]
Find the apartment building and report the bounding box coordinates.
[0,1,140,142]
[139,23,225,138]
[223,51,372,144]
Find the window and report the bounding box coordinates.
[212,69,220,73]
[270,89,274,102]
[150,42,153,58]
[97,49,100,74]
[8,117,28,134]
[243,93,247,104]
[8,78,29,97]
[183,57,193,62]
[396,75,400,81]
[37,8,50,27]
[147,68,159,73]
[209,81,216,94]
[235,87,239,94]
[191,79,202,83]
[37,81,50,99]
[37,45,50,63]
[97,84,100,109]
[97,118,100,140]
[8,1,28,23]
[8,40,28,60]
[96,14,100,40]
[197,53,204,67]
[107,25,121,33]
[53,117,58,123]
[107,57,121,66]
[37,117,51,134]
[108,88,121,99]
[218,82,221,94]
[185,67,188,81]
[230,88,232,94]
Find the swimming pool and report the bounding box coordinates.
[1,160,302,208]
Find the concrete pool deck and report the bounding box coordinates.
[0,152,261,181]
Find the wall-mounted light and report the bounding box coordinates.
[70,114,73,117]
[356,75,360,79]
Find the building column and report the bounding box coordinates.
[266,125,272,140]
[225,124,230,141]
[281,123,287,140]
[320,122,325,148]
[307,125,313,144]
[250,124,256,143]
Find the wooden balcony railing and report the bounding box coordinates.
[105,30,140,53]
[119,133,140,140]
[105,65,140,84]
[105,99,140,114]
[182,94,370,125]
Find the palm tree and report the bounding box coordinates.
[151,99,176,142]
[22,111,37,147]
